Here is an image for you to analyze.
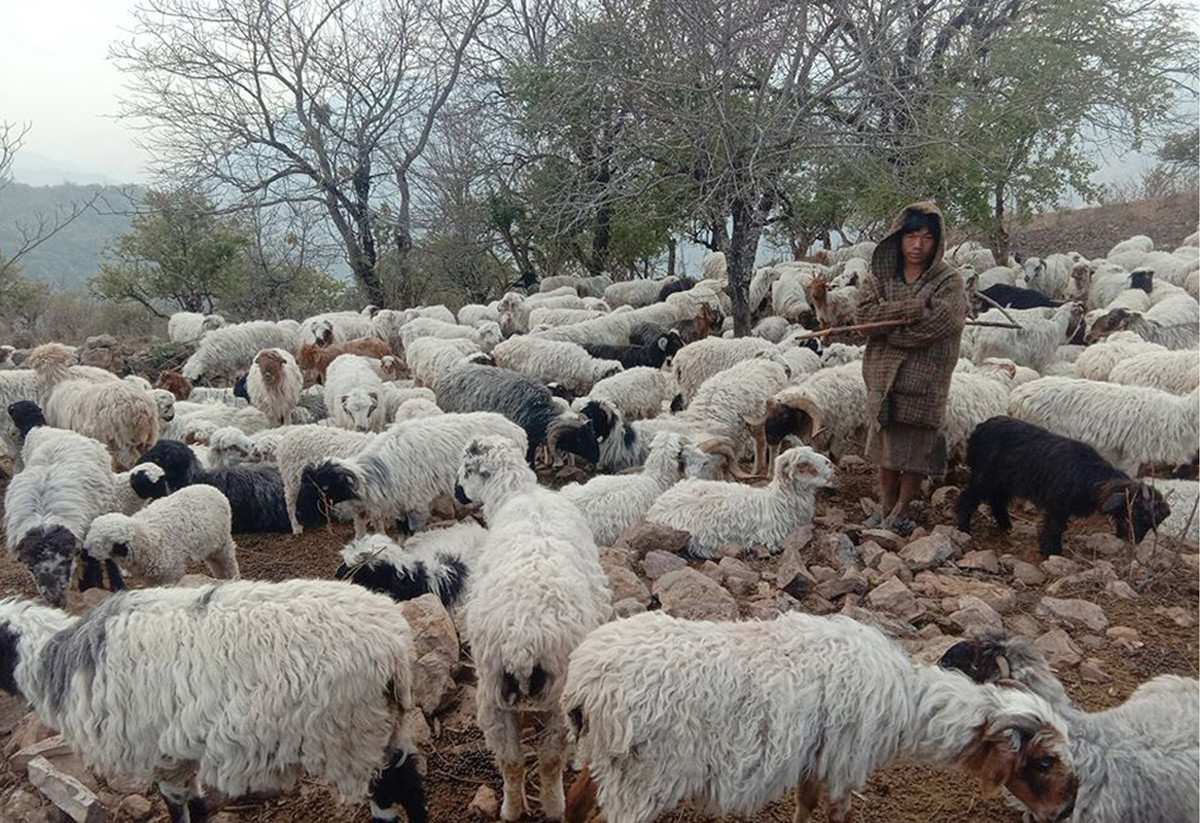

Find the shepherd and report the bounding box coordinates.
[856,201,967,535]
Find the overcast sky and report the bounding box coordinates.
[1,0,1176,191]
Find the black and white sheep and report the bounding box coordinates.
[957,416,1170,556]
[580,330,684,370]
[0,580,428,823]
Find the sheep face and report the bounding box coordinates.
[550,419,601,464]
[233,374,250,401]
[962,701,1077,823]
[130,464,171,500]
[201,314,226,332]
[455,436,525,504]
[209,428,253,466]
[83,514,133,563]
[1083,307,1133,344]
[477,322,503,352]
[151,390,176,422]
[139,441,199,488]
[310,320,335,347]
[339,389,381,432]
[8,401,45,439]
[255,349,287,385]
[1098,480,1170,544]
[14,526,79,608]
[296,461,359,527]
[775,446,835,490]
[156,371,194,401]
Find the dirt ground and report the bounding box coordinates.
[0,456,1196,823]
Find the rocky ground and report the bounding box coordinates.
[0,456,1196,823]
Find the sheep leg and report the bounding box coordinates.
[791,779,821,823]
[536,714,569,820]
[828,795,854,823]
[206,543,240,580]
[481,704,528,821]
[1038,513,1068,557]
[369,747,428,823]
[956,484,982,532]
[987,493,1012,532]
[159,769,204,823]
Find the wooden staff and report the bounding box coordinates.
[974,290,1023,327]
[790,316,1020,341]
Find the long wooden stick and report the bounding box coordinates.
[790,316,1020,341]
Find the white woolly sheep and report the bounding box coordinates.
[1107,349,1200,395]
[941,631,1196,823]
[528,307,608,328]
[275,425,378,534]
[405,336,481,388]
[947,240,997,272]
[207,426,255,468]
[942,367,1015,465]
[967,303,1083,371]
[561,432,720,546]
[181,320,301,384]
[749,267,782,313]
[819,342,864,367]
[1086,293,1199,350]
[392,396,444,423]
[604,278,676,309]
[335,521,487,609]
[500,289,587,334]
[41,378,159,471]
[701,250,727,281]
[751,315,791,343]
[300,311,375,347]
[83,484,239,586]
[563,611,1076,823]
[162,402,271,442]
[670,337,776,407]
[296,413,528,537]
[0,369,40,460]
[763,362,867,462]
[644,445,834,558]
[246,348,302,427]
[458,302,501,327]
[399,316,502,353]
[326,354,388,433]
[167,312,226,344]
[0,580,428,823]
[1008,377,1199,475]
[771,269,815,323]
[1074,331,1166,381]
[455,435,612,822]
[582,366,671,422]
[1021,254,1074,299]
[492,336,623,396]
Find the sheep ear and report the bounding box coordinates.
[658,337,668,351]
[1099,488,1128,516]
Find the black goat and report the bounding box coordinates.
[957,416,1169,556]
[582,330,684,369]
[979,283,1061,310]
[656,277,694,303]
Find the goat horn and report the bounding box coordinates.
[779,395,825,440]
[996,654,1011,679]
[696,437,758,480]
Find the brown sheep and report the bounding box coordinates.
[296,337,394,384]
[156,370,195,401]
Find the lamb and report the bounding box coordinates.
[770,269,815,323]
[562,610,1077,823]
[580,330,683,370]
[297,337,393,384]
[434,362,601,465]
[167,311,226,344]
[500,290,587,334]
[940,631,1197,823]
[1074,331,1166,381]
[1107,349,1200,395]
[136,439,292,533]
[967,303,1084,371]
[644,445,834,558]
[1085,296,1200,350]
[181,320,301,384]
[561,432,718,545]
[296,412,528,536]
[300,310,375,346]
[325,354,388,433]
[334,521,487,610]
[399,316,502,353]
[39,376,160,471]
[670,336,776,407]
[958,416,1169,556]
[0,580,428,823]
[275,425,377,534]
[581,366,671,422]
[1008,377,1199,475]
[492,336,623,395]
[454,435,612,823]
[244,348,302,427]
[83,485,240,587]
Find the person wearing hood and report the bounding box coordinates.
[854,202,967,535]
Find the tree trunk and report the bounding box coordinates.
[393,168,415,307]
[728,196,766,337]
[666,237,676,278]
[992,180,1010,265]
[710,218,729,253]
[590,201,611,277]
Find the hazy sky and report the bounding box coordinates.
[0,0,1172,190]
[1,0,151,183]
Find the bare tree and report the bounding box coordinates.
[113,0,502,307]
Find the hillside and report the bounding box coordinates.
[0,181,137,288]
[1011,191,1199,258]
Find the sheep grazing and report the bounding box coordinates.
[644,445,834,559]
[325,354,388,433]
[181,320,300,384]
[580,330,684,370]
[492,336,623,396]
[276,425,377,534]
[244,348,302,427]
[167,311,226,344]
[155,370,249,406]
[561,432,719,546]
[136,439,292,533]
[941,631,1198,823]
[335,521,487,610]
[455,435,612,823]
[406,336,482,388]
[1086,298,1200,350]
[966,303,1084,371]
[297,336,392,383]
[84,485,240,588]
[0,580,428,823]
[1008,377,1199,476]
[1074,330,1166,381]
[296,412,528,536]
[958,416,1169,556]
[562,611,1077,823]
[435,363,600,465]
[762,362,867,463]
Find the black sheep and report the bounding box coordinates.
[581,330,684,370]
[979,283,1061,310]
[136,439,292,533]
[957,416,1169,556]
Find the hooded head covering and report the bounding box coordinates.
[871,201,947,282]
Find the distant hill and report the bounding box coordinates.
[1011,191,1199,258]
[0,182,139,289]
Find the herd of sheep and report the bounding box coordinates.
[0,229,1197,823]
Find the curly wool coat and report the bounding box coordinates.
[855,202,967,429]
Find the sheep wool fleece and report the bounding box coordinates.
[856,201,966,430]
